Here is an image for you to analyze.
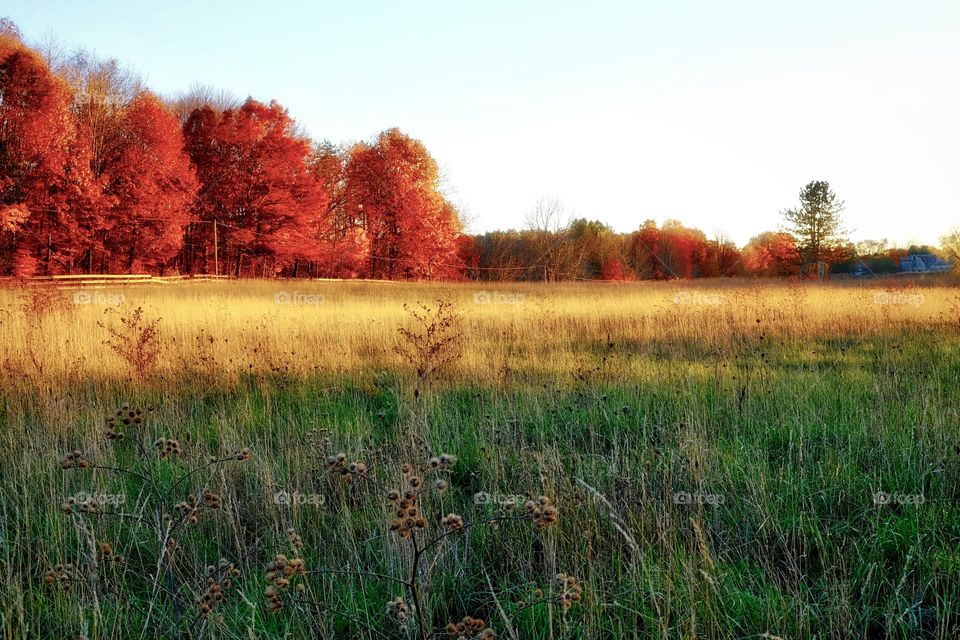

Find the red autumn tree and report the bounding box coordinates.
[625,220,663,280]
[101,92,197,273]
[49,50,148,273]
[624,220,712,280]
[456,234,481,280]
[344,129,463,279]
[0,32,97,275]
[183,99,329,276]
[658,220,709,279]
[742,231,800,276]
[600,257,626,280]
[307,140,367,277]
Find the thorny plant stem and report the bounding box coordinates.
[419,514,531,555]
[292,598,392,640]
[306,568,410,587]
[141,459,241,636]
[88,464,153,485]
[409,530,430,640]
[404,516,530,640]
[339,467,532,639]
[169,456,237,495]
[92,510,149,525]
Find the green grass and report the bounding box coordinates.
[1,280,959,639]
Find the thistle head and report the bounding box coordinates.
[446,616,493,638]
[528,496,558,529]
[556,573,583,609]
[60,450,90,470]
[441,513,465,533]
[286,528,304,551]
[387,596,410,624]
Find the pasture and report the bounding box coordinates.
[1,278,958,639]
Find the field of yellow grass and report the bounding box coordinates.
[3,278,957,385]
[1,277,959,639]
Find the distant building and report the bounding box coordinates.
[899,253,953,273]
[852,262,871,277]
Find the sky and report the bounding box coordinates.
[5,0,959,246]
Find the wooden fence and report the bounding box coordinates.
[4,274,234,288]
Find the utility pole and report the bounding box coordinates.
[213,219,219,276]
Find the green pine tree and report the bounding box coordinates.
[782,180,847,270]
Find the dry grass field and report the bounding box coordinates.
[1,277,959,639]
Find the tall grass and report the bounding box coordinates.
[0,277,958,638]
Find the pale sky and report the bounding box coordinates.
[6,0,959,246]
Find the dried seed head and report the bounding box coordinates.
[555,572,584,609]
[439,453,458,467]
[445,616,492,638]
[286,529,304,550]
[387,596,410,624]
[531,496,558,529]
[60,450,91,470]
[441,513,465,532]
[350,461,367,475]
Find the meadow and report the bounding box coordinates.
[1,277,959,639]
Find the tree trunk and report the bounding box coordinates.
[127,240,136,274]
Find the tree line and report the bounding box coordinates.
[1,20,955,281]
[465,185,956,281]
[0,21,463,279]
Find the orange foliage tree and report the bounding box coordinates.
[742,231,801,276]
[0,33,98,275]
[101,92,197,273]
[344,129,463,279]
[182,100,329,276]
